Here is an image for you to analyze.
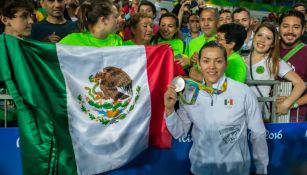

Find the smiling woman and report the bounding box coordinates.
[164,41,269,175]
[246,22,305,121]
[198,42,227,87]
[151,13,184,56]
[123,12,153,45]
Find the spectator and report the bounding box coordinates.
[130,0,139,14]
[185,7,218,58]
[138,0,158,28]
[60,0,122,47]
[185,7,218,82]
[1,0,34,38]
[293,3,306,17]
[303,21,307,44]
[153,0,162,25]
[268,12,277,24]
[160,8,169,15]
[164,41,268,175]
[279,10,307,122]
[123,13,153,45]
[0,0,34,127]
[114,2,126,39]
[152,13,184,57]
[123,0,158,41]
[172,0,186,16]
[217,23,247,83]
[218,9,232,27]
[250,17,260,32]
[246,22,305,121]
[293,3,307,44]
[182,13,202,46]
[151,13,188,75]
[65,0,79,22]
[177,1,191,35]
[30,0,78,43]
[232,7,254,58]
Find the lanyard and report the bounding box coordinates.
[282,43,305,62]
[179,78,228,105]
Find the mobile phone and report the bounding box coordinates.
[124,13,131,21]
[174,54,182,60]
[189,0,198,9]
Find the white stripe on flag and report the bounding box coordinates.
[57,44,151,175]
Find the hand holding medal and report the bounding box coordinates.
[172,76,199,105]
[172,76,185,92]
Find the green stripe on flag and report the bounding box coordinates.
[0,34,77,174]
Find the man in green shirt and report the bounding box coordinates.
[186,7,218,81]
[217,23,247,83]
[185,7,218,58]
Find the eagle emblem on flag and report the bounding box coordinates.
[77,67,141,125]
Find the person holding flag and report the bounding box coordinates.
[164,41,268,175]
[0,0,35,126]
[0,0,34,39]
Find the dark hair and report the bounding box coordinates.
[217,23,247,52]
[199,41,227,61]
[188,13,199,22]
[137,0,156,17]
[78,0,114,31]
[232,7,250,19]
[1,0,34,18]
[253,22,280,77]
[219,9,231,15]
[152,12,179,44]
[293,3,306,13]
[279,10,306,27]
[160,8,169,13]
[128,12,152,37]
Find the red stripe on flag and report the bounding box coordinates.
[145,44,174,148]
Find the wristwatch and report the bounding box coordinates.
[292,101,299,109]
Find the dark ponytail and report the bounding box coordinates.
[78,0,113,31]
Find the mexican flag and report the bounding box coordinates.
[0,34,174,175]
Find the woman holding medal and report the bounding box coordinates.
[164,41,268,175]
[245,22,305,121]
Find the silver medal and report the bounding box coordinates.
[172,76,185,92]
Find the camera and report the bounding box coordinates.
[188,0,198,9]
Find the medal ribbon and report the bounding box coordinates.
[179,78,228,105]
